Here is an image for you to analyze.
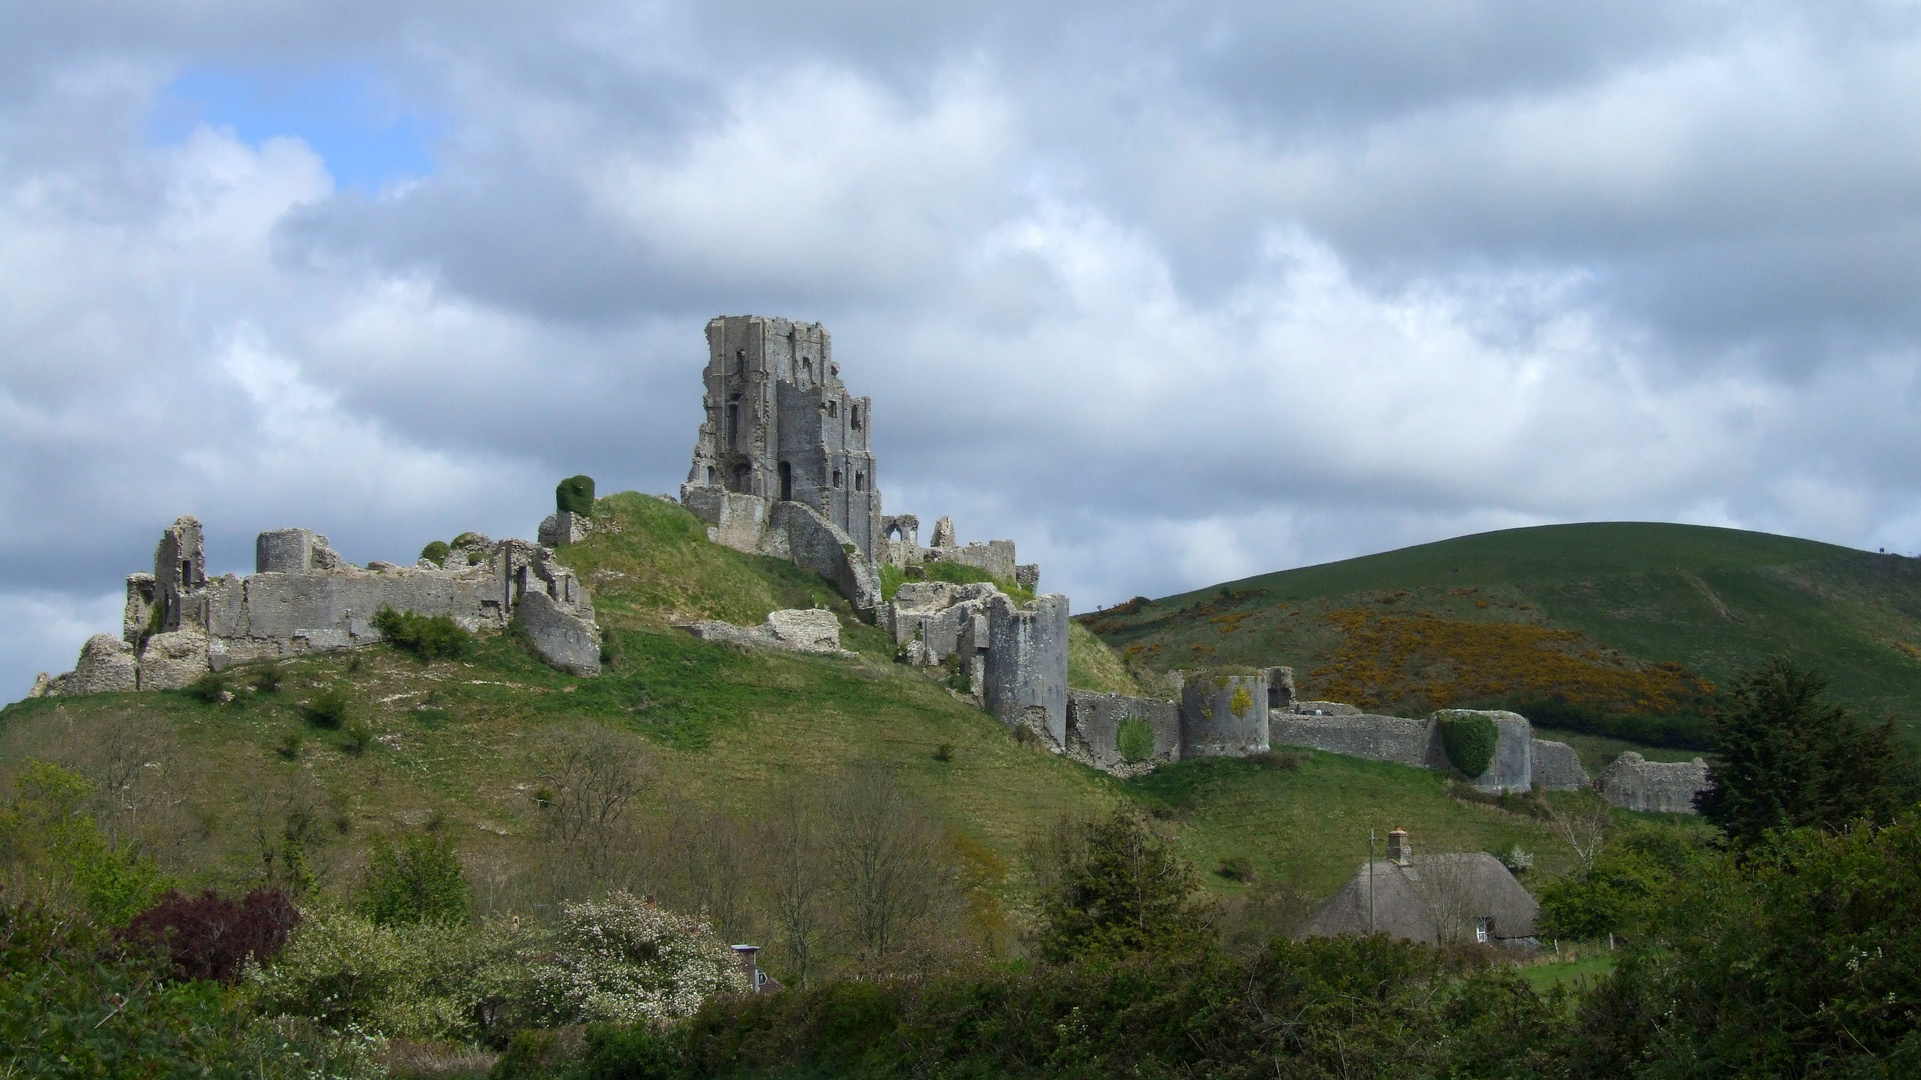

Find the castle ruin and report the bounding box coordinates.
[35,517,602,695]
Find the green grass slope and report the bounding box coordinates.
[1084,521,1921,735]
[0,493,1587,949]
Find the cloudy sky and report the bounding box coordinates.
[5,1,1921,694]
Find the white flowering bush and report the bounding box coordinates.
[246,910,541,1043]
[529,891,747,1025]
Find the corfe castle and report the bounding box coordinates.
[32,314,1706,813]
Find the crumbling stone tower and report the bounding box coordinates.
[686,316,881,557]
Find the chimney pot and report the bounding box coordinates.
[1386,827,1411,866]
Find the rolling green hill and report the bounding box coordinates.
[1,493,1594,973]
[1082,522,1921,737]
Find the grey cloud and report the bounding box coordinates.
[5,0,1921,699]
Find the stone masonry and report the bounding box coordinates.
[38,516,603,694]
[1598,752,1709,814]
[1267,706,1590,793]
[677,317,1037,615]
[884,580,1071,745]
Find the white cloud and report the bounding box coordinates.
[4,0,1921,693]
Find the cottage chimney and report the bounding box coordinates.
[731,944,768,993]
[1386,827,1411,866]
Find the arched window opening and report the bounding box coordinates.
[706,466,716,485]
[735,349,746,375]
[832,469,842,488]
[733,463,750,491]
[779,461,793,502]
[828,400,837,418]
[850,405,861,430]
[854,472,865,492]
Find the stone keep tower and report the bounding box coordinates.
[685,316,881,557]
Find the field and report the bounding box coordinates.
[1081,522,1921,737]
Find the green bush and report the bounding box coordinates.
[1438,712,1498,777]
[573,1023,681,1080]
[372,606,473,662]
[0,761,169,925]
[358,832,473,926]
[0,896,250,1078]
[346,720,374,755]
[246,910,538,1044]
[1116,717,1156,763]
[186,669,230,703]
[306,689,350,730]
[556,475,596,516]
[253,663,284,693]
[419,540,451,567]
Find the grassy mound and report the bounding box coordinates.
[1083,522,1921,737]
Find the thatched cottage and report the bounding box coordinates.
[1298,828,1539,947]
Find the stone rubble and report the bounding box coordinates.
[679,609,845,655]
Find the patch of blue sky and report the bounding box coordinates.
[151,64,439,192]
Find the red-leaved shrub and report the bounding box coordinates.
[121,888,300,983]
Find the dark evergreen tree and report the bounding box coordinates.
[1697,655,1904,847]
[1033,807,1211,961]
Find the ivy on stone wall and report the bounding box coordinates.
[1438,713,1498,778]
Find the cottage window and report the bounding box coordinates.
[1474,918,1491,944]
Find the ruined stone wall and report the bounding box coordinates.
[1599,752,1708,814]
[1065,690,1180,776]
[926,540,1017,582]
[982,593,1070,747]
[39,517,602,694]
[1530,739,1590,791]
[685,316,880,558]
[1269,713,1447,770]
[681,491,882,614]
[1180,672,1270,757]
[1436,710,1534,795]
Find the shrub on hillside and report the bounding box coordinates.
[358,832,473,926]
[247,910,539,1043]
[186,669,230,703]
[121,887,300,984]
[1438,712,1498,778]
[419,540,451,566]
[1,895,249,1077]
[306,689,350,730]
[556,475,596,516]
[372,606,473,662]
[528,891,747,1025]
[0,760,169,924]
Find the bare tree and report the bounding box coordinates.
[1411,855,1477,945]
[539,728,647,878]
[757,782,829,985]
[825,768,954,963]
[1545,793,1614,873]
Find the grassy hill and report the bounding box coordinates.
[1081,522,1921,738]
[0,494,1597,975]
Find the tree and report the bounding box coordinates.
[1698,655,1905,847]
[539,729,646,880]
[1033,807,1211,961]
[358,832,472,925]
[757,783,828,986]
[825,768,953,962]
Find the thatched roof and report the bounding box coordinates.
[1298,853,1538,945]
